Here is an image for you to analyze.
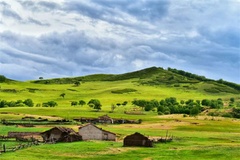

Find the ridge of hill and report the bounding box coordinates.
[30,67,240,94]
[0,75,15,83]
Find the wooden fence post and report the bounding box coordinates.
[3,144,6,153]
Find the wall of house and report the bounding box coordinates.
[103,131,116,141]
[79,125,103,140]
[49,129,62,141]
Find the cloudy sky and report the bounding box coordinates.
[0,0,239,83]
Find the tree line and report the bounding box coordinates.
[168,68,240,91]
[132,97,230,116]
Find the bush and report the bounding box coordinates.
[164,111,170,115]
[158,112,164,115]
[222,113,233,118]
[24,99,34,107]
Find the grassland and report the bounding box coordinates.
[0,67,240,159]
[1,115,240,160]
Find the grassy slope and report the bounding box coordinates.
[0,79,239,119]
[0,67,240,159]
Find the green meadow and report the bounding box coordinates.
[0,67,240,159]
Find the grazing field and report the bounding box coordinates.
[0,68,240,159]
[0,115,240,160]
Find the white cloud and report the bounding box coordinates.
[0,0,239,83]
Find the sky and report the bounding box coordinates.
[0,0,239,83]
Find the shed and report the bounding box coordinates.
[78,123,116,141]
[123,132,153,147]
[41,126,82,143]
[98,115,113,124]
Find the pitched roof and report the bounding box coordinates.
[124,132,149,140]
[41,126,76,134]
[79,123,116,135]
[98,114,112,120]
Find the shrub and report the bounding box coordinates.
[222,113,233,118]
[164,111,170,115]
[158,112,164,115]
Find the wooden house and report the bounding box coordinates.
[78,123,116,141]
[123,132,153,147]
[41,126,82,143]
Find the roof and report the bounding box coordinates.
[41,126,76,134]
[124,132,149,140]
[79,123,116,135]
[98,115,112,120]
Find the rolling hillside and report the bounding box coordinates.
[0,66,239,119]
[31,66,240,94]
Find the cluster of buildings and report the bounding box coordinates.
[7,123,153,147]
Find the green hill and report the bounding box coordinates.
[1,67,240,160]
[0,66,239,118]
[31,66,240,94]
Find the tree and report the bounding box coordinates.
[71,101,78,106]
[201,99,211,106]
[79,100,86,106]
[230,97,235,103]
[132,99,147,110]
[60,93,66,98]
[116,103,121,107]
[47,101,58,107]
[0,100,7,108]
[24,99,34,107]
[74,81,81,86]
[180,100,185,105]
[39,77,43,80]
[42,101,58,107]
[88,99,102,111]
[0,75,7,82]
[190,107,200,116]
[122,101,128,106]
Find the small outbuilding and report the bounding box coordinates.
[41,126,82,143]
[78,123,116,141]
[98,115,113,124]
[123,132,153,147]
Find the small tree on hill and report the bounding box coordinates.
[24,99,34,107]
[79,100,86,106]
[60,93,66,98]
[122,101,128,106]
[71,101,78,106]
[74,81,81,86]
[88,99,102,111]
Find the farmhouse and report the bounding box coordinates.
[123,132,153,147]
[41,126,82,143]
[78,123,116,141]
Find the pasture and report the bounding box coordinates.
[0,72,240,159]
[0,114,240,160]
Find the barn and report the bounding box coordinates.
[123,132,153,147]
[78,123,116,141]
[41,126,82,143]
